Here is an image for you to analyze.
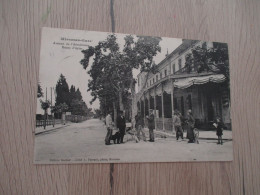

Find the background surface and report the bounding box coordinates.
[0,0,260,194]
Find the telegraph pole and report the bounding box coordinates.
[44,87,47,129]
[51,87,55,127]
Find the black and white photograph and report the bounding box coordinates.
[34,27,232,164]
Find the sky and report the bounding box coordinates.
[37,27,182,114]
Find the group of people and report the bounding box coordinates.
[173,109,224,144]
[105,110,126,145]
[104,109,156,145]
[135,109,155,142]
[173,109,196,143]
[104,108,224,145]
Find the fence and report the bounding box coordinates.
[36,119,62,128]
[155,118,173,132]
[143,117,173,132]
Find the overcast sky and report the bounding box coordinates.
[37,27,182,114]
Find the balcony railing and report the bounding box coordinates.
[174,64,210,75]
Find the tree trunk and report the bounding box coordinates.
[130,78,136,128]
[130,72,150,129]
[44,109,47,129]
[118,90,124,111]
[113,101,117,128]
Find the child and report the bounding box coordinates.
[214,117,224,145]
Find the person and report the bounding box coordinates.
[173,110,183,140]
[179,112,185,133]
[117,110,126,144]
[135,111,146,141]
[214,117,224,145]
[146,109,155,142]
[186,109,195,143]
[105,112,113,145]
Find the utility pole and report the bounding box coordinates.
[44,87,47,129]
[51,87,55,127]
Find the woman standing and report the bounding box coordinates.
[186,109,195,143]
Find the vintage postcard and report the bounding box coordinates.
[34,27,232,164]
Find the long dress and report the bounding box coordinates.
[187,114,195,142]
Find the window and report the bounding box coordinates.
[178,59,182,70]
[153,78,155,83]
[172,63,175,73]
[160,72,162,79]
[165,69,167,76]
[156,75,158,81]
[150,80,152,86]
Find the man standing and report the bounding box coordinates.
[173,110,184,140]
[105,112,113,145]
[117,110,126,144]
[146,109,155,142]
[135,111,146,141]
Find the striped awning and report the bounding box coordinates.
[174,74,226,89]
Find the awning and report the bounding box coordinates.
[174,74,226,89]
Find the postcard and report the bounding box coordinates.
[34,27,232,164]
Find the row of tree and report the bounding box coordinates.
[37,74,92,119]
[54,74,91,117]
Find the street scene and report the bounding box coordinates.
[35,28,232,164]
[34,119,232,163]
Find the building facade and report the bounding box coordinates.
[135,39,231,131]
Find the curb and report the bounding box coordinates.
[35,124,70,135]
[149,129,232,141]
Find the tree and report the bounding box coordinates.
[40,99,51,129]
[185,53,193,73]
[55,74,70,107]
[94,109,102,118]
[80,34,162,125]
[80,34,131,124]
[208,42,229,80]
[191,42,229,79]
[123,35,162,122]
[70,99,89,116]
[75,88,83,101]
[37,83,43,98]
[40,99,50,111]
[52,103,68,115]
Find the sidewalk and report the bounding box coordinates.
[143,128,232,141]
[35,123,70,135]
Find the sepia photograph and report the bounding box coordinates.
[34,27,232,164]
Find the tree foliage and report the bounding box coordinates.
[53,75,89,116]
[40,99,50,110]
[55,74,70,106]
[80,34,162,116]
[37,83,44,98]
[52,102,68,114]
[185,42,229,80]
